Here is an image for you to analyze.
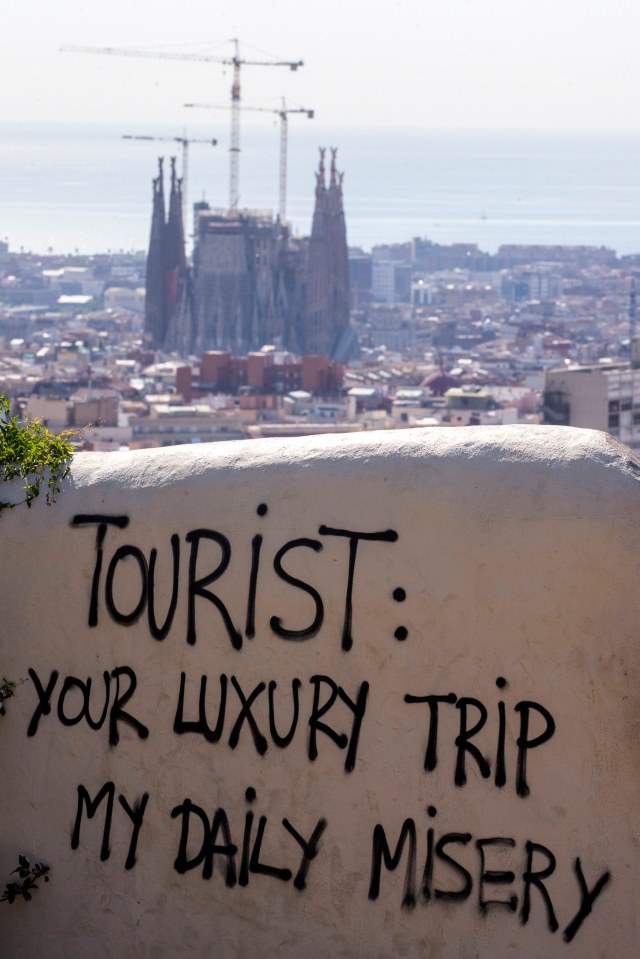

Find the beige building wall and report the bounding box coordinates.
[545,368,608,430]
[545,365,640,449]
[103,287,145,313]
[1,426,639,958]
[24,395,69,430]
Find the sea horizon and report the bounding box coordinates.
[3,123,640,259]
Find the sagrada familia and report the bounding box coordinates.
[144,149,355,361]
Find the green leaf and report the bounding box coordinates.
[0,392,74,514]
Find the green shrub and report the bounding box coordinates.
[0,394,74,512]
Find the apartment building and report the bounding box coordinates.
[543,339,640,448]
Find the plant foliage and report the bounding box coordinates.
[0,677,18,715]
[0,394,74,512]
[1,856,50,904]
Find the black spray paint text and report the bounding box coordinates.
[69,777,612,944]
[26,665,368,772]
[71,780,327,892]
[172,787,327,890]
[52,509,613,941]
[405,683,555,797]
[176,674,556,794]
[368,809,611,944]
[71,513,399,651]
[27,665,556,795]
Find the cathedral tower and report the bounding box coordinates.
[144,158,192,352]
[303,148,350,357]
[144,159,167,348]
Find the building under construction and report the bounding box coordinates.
[144,148,355,360]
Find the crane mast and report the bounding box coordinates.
[279,111,289,221]
[276,100,314,221]
[229,40,241,214]
[186,98,313,221]
[61,40,303,211]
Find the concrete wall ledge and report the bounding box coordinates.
[1,425,638,958]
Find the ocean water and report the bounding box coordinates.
[2,123,640,257]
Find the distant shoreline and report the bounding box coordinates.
[3,126,640,258]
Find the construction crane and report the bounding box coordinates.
[122,133,216,225]
[61,39,303,211]
[186,99,313,221]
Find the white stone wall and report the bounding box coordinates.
[1,425,639,958]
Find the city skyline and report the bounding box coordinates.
[3,0,639,132]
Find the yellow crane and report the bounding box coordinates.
[61,39,303,211]
[185,99,313,221]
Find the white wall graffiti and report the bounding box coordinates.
[1,426,638,957]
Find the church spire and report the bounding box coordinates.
[330,147,337,188]
[144,156,193,352]
[304,146,350,357]
[315,147,327,202]
[144,158,168,348]
[166,156,186,272]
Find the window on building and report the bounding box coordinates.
[608,413,620,428]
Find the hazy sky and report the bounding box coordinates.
[2,0,638,131]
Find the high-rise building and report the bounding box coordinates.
[543,344,640,450]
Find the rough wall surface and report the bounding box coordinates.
[1,425,639,958]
